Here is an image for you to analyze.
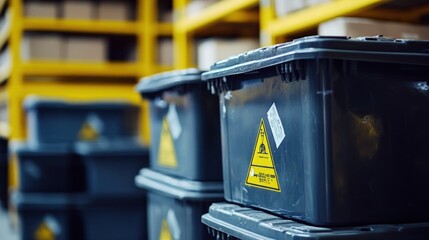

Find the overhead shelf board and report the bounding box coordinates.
[22,61,140,77]
[23,18,138,35]
[175,0,258,33]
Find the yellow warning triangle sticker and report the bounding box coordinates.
[159,219,172,240]
[78,122,99,141]
[158,118,178,168]
[34,222,55,240]
[245,119,281,192]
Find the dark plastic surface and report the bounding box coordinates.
[135,168,223,201]
[202,203,429,240]
[203,36,429,226]
[137,68,203,97]
[75,141,149,196]
[13,143,85,193]
[202,36,429,83]
[14,192,147,240]
[0,138,8,210]
[14,193,81,240]
[24,96,140,145]
[138,69,222,181]
[136,168,223,240]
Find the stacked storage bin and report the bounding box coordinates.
[0,138,8,210]
[135,69,224,240]
[201,36,429,239]
[12,96,148,240]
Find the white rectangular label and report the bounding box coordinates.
[267,103,285,148]
[167,104,182,139]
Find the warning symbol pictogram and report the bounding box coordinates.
[34,221,55,240]
[158,118,178,168]
[159,219,172,240]
[78,122,99,141]
[245,119,281,192]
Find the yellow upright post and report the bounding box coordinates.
[260,0,276,46]
[173,0,193,69]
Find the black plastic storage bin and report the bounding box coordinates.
[25,96,139,145]
[0,138,8,209]
[135,168,223,240]
[13,142,85,193]
[137,69,222,181]
[202,203,429,240]
[78,195,147,240]
[14,192,147,240]
[202,36,429,226]
[75,141,148,196]
[14,192,81,240]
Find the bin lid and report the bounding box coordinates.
[202,203,429,240]
[24,95,139,111]
[137,68,204,98]
[135,168,223,201]
[13,192,83,210]
[13,192,144,210]
[11,141,71,155]
[202,35,429,81]
[74,139,148,156]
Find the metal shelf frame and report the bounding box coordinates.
[0,0,173,141]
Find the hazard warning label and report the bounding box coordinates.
[158,118,178,168]
[245,119,281,192]
[159,219,172,240]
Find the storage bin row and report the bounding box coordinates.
[25,96,139,145]
[14,192,146,240]
[14,140,148,196]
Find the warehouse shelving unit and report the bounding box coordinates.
[173,0,259,69]
[0,0,173,141]
[0,0,173,190]
[172,0,429,68]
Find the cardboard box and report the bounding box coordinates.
[306,0,329,6]
[274,0,306,17]
[24,1,59,18]
[187,0,218,16]
[62,0,95,20]
[158,38,173,66]
[318,17,386,37]
[197,38,259,70]
[385,22,429,40]
[97,1,130,21]
[65,37,106,62]
[22,35,63,60]
[319,17,429,40]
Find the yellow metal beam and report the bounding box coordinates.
[157,23,173,36]
[260,0,276,46]
[23,18,138,35]
[22,62,140,77]
[222,11,259,24]
[175,0,258,33]
[9,0,25,140]
[266,0,387,38]
[21,81,141,103]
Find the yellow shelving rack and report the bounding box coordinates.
[173,0,259,69]
[0,0,173,190]
[0,0,173,141]
[261,0,429,45]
